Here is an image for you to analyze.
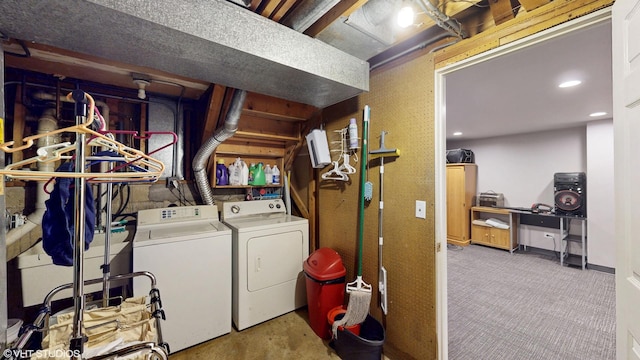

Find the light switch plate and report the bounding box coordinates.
[415,200,426,219]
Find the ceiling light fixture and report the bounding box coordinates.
[453,132,462,136]
[558,80,582,88]
[132,73,151,100]
[589,112,607,117]
[397,6,415,28]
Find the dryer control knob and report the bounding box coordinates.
[269,203,274,209]
[276,204,281,209]
[231,205,240,214]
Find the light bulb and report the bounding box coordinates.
[133,78,150,99]
[397,6,415,28]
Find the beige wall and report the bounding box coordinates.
[318,52,437,359]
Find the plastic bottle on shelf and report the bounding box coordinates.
[272,165,281,185]
[241,160,249,186]
[253,162,266,186]
[348,118,359,150]
[229,158,241,185]
[216,159,229,186]
[248,163,256,185]
[227,162,237,185]
[265,164,273,185]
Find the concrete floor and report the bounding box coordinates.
[169,308,342,360]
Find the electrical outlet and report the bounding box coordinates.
[166,176,179,188]
[415,200,426,219]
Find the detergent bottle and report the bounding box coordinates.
[248,163,257,185]
[265,164,273,185]
[216,159,229,186]
[253,162,266,186]
[227,161,238,185]
[241,160,249,185]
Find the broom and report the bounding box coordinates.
[332,105,373,337]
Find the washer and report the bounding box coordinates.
[221,199,309,331]
[132,205,232,353]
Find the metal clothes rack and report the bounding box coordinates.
[1,90,169,359]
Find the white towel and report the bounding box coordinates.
[485,218,509,229]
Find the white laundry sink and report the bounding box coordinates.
[17,228,133,306]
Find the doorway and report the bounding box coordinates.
[434,8,613,360]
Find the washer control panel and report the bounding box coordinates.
[137,205,220,226]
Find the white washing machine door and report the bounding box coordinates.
[246,229,304,292]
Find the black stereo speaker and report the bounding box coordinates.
[554,172,586,217]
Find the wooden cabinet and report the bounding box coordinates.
[446,164,477,246]
[470,206,518,252]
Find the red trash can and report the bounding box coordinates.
[303,248,346,339]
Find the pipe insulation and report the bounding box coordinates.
[32,92,110,126]
[5,109,58,258]
[193,90,247,205]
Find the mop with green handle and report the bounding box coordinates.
[332,105,373,338]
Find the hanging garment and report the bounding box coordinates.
[42,161,96,266]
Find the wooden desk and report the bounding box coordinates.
[510,210,588,269]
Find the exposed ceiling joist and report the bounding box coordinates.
[488,0,517,25]
[518,0,553,12]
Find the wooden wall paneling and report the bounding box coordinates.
[244,92,317,122]
[237,114,299,140]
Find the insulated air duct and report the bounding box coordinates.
[193,90,247,205]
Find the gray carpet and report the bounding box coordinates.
[447,245,616,360]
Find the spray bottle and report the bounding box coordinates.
[348,118,359,150]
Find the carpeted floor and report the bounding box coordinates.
[447,244,616,360]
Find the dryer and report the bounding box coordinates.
[132,205,232,352]
[221,199,309,331]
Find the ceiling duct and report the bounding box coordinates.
[0,0,368,108]
[345,0,401,46]
[226,0,251,7]
[282,0,341,32]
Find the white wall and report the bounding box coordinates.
[448,127,586,207]
[448,125,614,268]
[586,119,615,268]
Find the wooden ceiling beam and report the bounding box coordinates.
[518,0,553,12]
[488,0,517,25]
[201,84,227,144]
[268,0,298,21]
[303,0,368,37]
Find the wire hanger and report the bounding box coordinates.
[0,92,167,183]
